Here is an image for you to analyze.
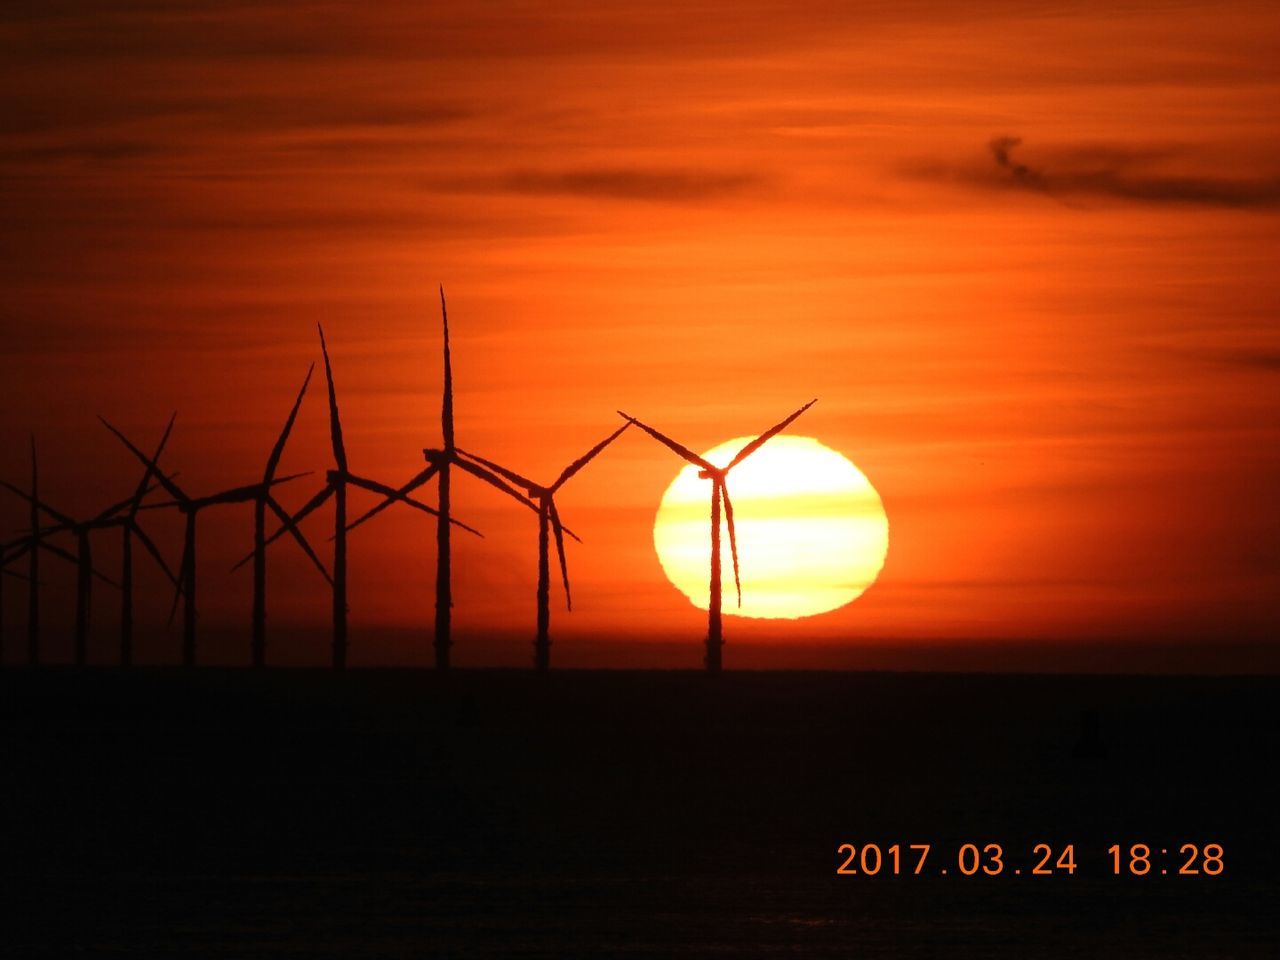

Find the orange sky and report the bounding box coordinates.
[1,1,1277,669]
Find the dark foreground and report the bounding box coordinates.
[1,668,1276,958]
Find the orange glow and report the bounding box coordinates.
[0,2,1277,669]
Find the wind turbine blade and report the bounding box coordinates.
[454,447,539,493]
[196,489,253,509]
[719,480,743,607]
[344,464,439,533]
[198,471,312,508]
[0,480,76,528]
[90,491,145,526]
[127,411,177,520]
[279,483,336,532]
[166,580,182,626]
[37,539,76,564]
[264,363,315,482]
[232,484,337,570]
[129,521,178,586]
[549,500,572,611]
[342,472,480,535]
[616,412,715,472]
[38,539,117,587]
[90,475,172,526]
[99,416,188,502]
[1,541,32,564]
[136,500,184,512]
[550,421,631,493]
[440,285,454,452]
[317,325,348,473]
[450,455,540,514]
[264,496,333,586]
[727,398,818,470]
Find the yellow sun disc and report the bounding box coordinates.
[652,436,888,620]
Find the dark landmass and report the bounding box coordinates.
[1,668,1276,957]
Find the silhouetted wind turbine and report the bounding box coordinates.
[0,531,32,668]
[0,540,34,666]
[115,414,180,663]
[456,421,629,671]
[232,324,480,669]
[21,436,40,665]
[618,400,817,673]
[5,476,170,666]
[0,437,106,666]
[7,418,178,665]
[243,365,326,666]
[344,288,540,670]
[101,413,317,667]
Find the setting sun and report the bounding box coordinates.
[652,436,889,620]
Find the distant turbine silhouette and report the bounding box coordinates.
[231,324,481,669]
[618,400,817,673]
[344,288,540,670]
[0,437,107,666]
[102,413,316,667]
[22,436,41,666]
[245,365,324,666]
[114,415,180,663]
[0,540,35,666]
[457,421,630,671]
[5,417,178,665]
[10,417,177,665]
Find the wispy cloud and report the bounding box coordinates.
[0,139,163,164]
[909,136,1280,209]
[485,167,765,202]
[1218,348,1280,371]
[988,136,1049,193]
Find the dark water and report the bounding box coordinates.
[1,669,1276,957]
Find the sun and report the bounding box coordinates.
[652,436,888,619]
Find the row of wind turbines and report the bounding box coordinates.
[0,290,815,673]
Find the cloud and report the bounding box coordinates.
[1219,349,1280,371]
[0,91,471,139]
[490,167,765,202]
[911,136,1280,209]
[0,139,162,164]
[989,135,1049,193]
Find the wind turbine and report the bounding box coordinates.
[244,365,325,666]
[3,476,171,667]
[115,414,180,663]
[0,437,106,666]
[3,418,177,665]
[101,384,321,667]
[456,421,630,671]
[0,540,34,666]
[618,400,817,673]
[105,440,311,667]
[343,288,541,670]
[231,324,481,669]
